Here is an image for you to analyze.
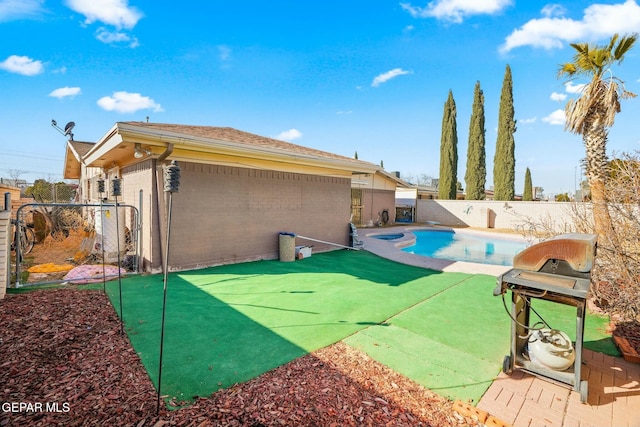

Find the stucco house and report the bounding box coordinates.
[63,122,394,273]
[350,170,408,226]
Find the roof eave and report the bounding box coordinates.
[84,122,378,174]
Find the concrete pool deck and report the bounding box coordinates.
[358,224,640,427]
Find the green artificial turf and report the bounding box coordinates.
[344,274,616,403]
[104,250,616,406]
[106,250,468,404]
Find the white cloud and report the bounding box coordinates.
[0,0,45,22]
[550,92,567,101]
[96,28,139,47]
[65,0,143,29]
[371,68,412,87]
[49,86,82,99]
[337,110,353,115]
[276,129,302,141]
[97,91,163,113]
[565,82,586,94]
[0,55,44,76]
[501,0,640,53]
[519,117,537,124]
[401,0,513,23]
[541,4,566,18]
[542,109,566,125]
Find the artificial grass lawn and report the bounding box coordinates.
[344,275,615,403]
[105,250,616,405]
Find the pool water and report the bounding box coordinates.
[402,230,527,266]
[371,233,404,240]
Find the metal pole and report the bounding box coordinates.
[157,160,180,414]
[98,178,106,293]
[295,234,360,250]
[111,177,124,335]
[138,189,143,273]
[14,205,24,288]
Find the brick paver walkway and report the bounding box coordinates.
[477,349,640,427]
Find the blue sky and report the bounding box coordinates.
[1,0,639,197]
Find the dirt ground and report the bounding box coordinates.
[0,287,480,427]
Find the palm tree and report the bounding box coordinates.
[558,33,637,238]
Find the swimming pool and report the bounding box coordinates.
[371,233,405,240]
[402,230,528,266]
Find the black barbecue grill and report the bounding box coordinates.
[493,233,597,402]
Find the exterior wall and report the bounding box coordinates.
[163,163,352,271]
[360,189,396,225]
[351,172,399,226]
[79,165,106,202]
[416,199,580,232]
[351,173,398,191]
[121,160,157,271]
[0,185,20,203]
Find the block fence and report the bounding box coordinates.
[415,199,585,233]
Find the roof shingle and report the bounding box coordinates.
[119,122,366,164]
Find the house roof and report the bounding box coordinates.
[375,169,411,188]
[65,122,379,179]
[63,141,96,179]
[125,123,357,162]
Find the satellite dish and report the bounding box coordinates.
[64,121,75,134]
[64,122,75,139]
[51,119,75,140]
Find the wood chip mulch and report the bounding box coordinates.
[0,288,479,427]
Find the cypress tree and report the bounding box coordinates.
[523,167,533,201]
[464,81,486,200]
[493,65,517,201]
[438,90,458,199]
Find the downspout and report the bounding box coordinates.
[157,143,174,163]
[152,143,174,273]
[370,173,375,224]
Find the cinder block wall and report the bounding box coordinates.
[416,199,581,232]
[164,163,352,270]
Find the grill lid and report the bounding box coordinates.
[513,233,597,275]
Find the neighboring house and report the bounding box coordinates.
[0,184,21,207]
[484,189,523,201]
[63,122,380,272]
[0,179,28,194]
[395,188,417,223]
[350,170,409,226]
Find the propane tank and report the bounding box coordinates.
[528,328,575,371]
